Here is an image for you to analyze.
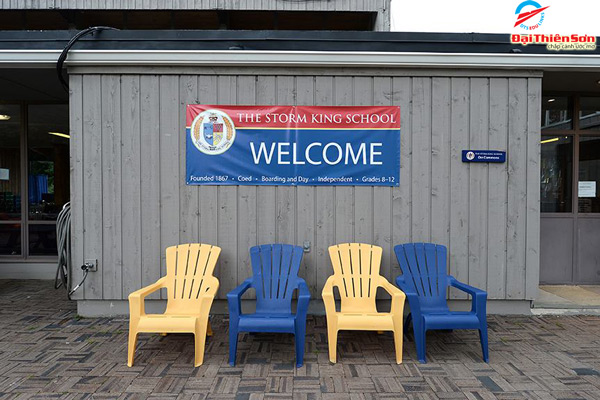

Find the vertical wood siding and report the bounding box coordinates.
[4,0,390,31]
[70,71,541,301]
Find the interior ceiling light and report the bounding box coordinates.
[540,137,560,144]
[0,114,10,120]
[547,98,556,103]
[48,131,70,139]
[597,80,600,85]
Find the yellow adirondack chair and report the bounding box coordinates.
[127,243,221,367]
[322,243,406,364]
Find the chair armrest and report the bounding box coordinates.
[200,276,220,299]
[394,275,422,312]
[128,277,167,317]
[448,276,486,297]
[199,276,220,312]
[296,279,311,319]
[227,278,252,317]
[321,276,337,319]
[448,276,487,314]
[377,276,406,311]
[297,279,311,301]
[378,276,405,298]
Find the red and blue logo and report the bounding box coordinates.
[514,1,549,30]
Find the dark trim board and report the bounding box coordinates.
[0,30,598,55]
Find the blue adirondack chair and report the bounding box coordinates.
[227,244,311,367]
[394,243,488,363]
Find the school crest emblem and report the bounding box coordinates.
[190,109,236,155]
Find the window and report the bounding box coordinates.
[0,103,69,259]
[579,97,600,130]
[0,105,22,255]
[541,135,573,212]
[541,95,600,214]
[541,96,572,131]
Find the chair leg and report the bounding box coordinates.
[413,321,427,364]
[392,319,404,364]
[295,323,306,368]
[194,321,208,367]
[327,324,338,364]
[228,325,239,367]
[127,330,138,367]
[479,321,489,363]
[207,320,213,337]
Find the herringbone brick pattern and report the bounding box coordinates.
[2,280,600,399]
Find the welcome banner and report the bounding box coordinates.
[185,105,400,186]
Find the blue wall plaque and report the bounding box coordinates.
[462,150,506,163]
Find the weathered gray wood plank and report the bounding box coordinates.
[82,75,103,299]
[255,76,277,246]
[334,76,354,244]
[390,77,411,279]
[525,77,541,300]
[487,78,509,299]
[121,75,142,297]
[295,75,317,294]
[179,75,199,245]
[373,76,393,281]
[197,75,218,248]
[140,75,162,298]
[315,75,336,288]
[449,77,470,299]
[506,78,528,299]
[410,77,432,243]
[467,78,489,290]
[430,77,451,257]
[215,75,238,298]
[353,76,374,246]
[275,75,297,245]
[159,75,180,295]
[236,75,257,284]
[69,74,84,300]
[101,75,122,300]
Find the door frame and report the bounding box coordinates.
[541,93,600,284]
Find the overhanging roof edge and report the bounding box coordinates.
[1,49,600,70]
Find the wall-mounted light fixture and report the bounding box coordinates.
[0,114,11,120]
[48,132,70,139]
[540,137,560,144]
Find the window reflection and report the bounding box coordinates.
[541,96,572,131]
[0,105,21,221]
[0,224,21,255]
[578,136,600,213]
[28,224,57,256]
[541,136,573,212]
[579,97,600,130]
[28,105,70,221]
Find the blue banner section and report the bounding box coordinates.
[186,128,400,186]
[462,150,506,163]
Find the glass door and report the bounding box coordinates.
[0,102,69,261]
[540,95,600,284]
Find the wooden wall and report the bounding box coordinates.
[2,0,391,31]
[69,69,542,302]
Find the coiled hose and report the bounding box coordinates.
[55,202,92,299]
[55,202,72,298]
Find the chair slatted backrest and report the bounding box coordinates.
[394,243,449,310]
[328,243,382,313]
[164,243,221,314]
[250,244,303,314]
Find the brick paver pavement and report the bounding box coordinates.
[2,280,600,399]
